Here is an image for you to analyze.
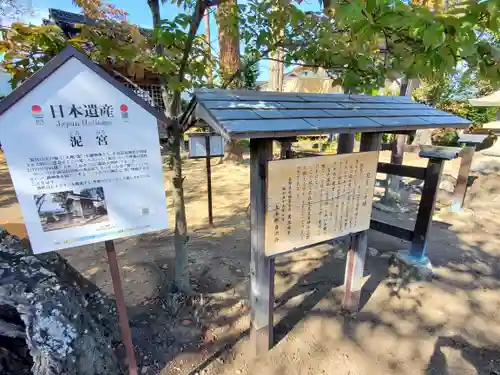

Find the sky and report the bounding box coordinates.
[5,0,322,82]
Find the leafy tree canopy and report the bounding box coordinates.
[1,0,500,99]
[240,0,500,91]
[0,2,211,91]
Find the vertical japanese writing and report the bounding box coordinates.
[347,158,354,230]
[343,159,349,231]
[316,164,322,236]
[301,166,307,240]
[265,152,378,256]
[306,166,312,240]
[354,158,360,227]
[287,177,293,236]
[339,160,344,231]
[321,164,328,236]
[333,161,339,233]
[281,185,286,235]
[273,200,280,244]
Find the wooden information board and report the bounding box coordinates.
[265,151,379,256]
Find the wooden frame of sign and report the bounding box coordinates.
[187,132,224,226]
[249,133,382,355]
[188,132,224,159]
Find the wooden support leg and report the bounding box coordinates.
[450,146,474,213]
[342,232,368,311]
[249,138,274,355]
[409,158,444,263]
[337,133,355,154]
[342,132,382,312]
[205,135,214,226]
[280,141,292,159]
[383,134,406,204]
[105,240,138,375]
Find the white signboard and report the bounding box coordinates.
[0,56,169,254]
[265,152,378,256]
[188,134,224,158]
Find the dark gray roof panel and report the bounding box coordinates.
[278,101,344,109]
[191,89,471,140]
[379,109,447,116]
[323,109,385,117]
[253,109,329,119]
[297,93,355,102]
[386,103,436,109]
[222,119,315,133]
[305,117,381,129]
[204,100,284,109]
[458,134,488,143]
[371,117,431,126]
[340,102,399,109]
[211,109,262,120]
[421,116,470,125]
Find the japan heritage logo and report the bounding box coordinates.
[120,104,129,122]
[31,105,44,125]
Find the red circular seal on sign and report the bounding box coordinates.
[31,105,42,113]
[120,104,128,112]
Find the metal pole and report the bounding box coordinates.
[205,135,214,226]
[105,240,138,375]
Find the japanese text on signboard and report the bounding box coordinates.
[265,151,378,256]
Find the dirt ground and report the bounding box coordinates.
[1,147,500,375]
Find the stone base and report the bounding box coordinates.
[482,138,500,156]
[394,250,433,280]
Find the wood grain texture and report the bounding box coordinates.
[264,152,378,256]
[250,138,275,353]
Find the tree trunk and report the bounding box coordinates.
[268,55,283,92]
[215,0,240,84]
[169,117,189,292]
[216,0,243,163]
[148,0,190,293]
[0,228,122,375]
[223,140,245,163]
[203,8,213,85]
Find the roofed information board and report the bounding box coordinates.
[0,48,169,254]
[265,152,378,256]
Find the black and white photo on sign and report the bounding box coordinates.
[34,187,109,232]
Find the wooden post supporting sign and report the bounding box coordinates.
[342,132,382,312]
[249,138,275,355]
[105,240,138,375]
[409,158,444,262]
[205,134,214,226]
[338,133,355,154]
[450,146,474,213]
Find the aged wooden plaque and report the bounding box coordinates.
[265,151,379,256]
